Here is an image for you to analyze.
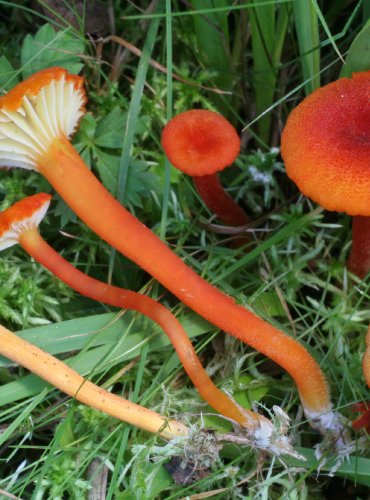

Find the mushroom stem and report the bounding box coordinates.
[19,226,258,430]
[347,216,370,279]
[363,325,370,389]
[0,323,188,439]
[193,174,249,227]
[37,136,332,420]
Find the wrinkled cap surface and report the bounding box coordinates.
[0,193,51,250]
[161,109,240,176]
[0,67,86,171]
[281,71,370,216]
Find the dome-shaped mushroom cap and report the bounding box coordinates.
[281,71,370,216]
[0,67,86,171]
[161,109,240,176]
[0,193,51,250]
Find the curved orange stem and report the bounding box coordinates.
[37,136,331,415]
[19,227,258,430]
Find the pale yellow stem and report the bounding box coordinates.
[0,324,188,440]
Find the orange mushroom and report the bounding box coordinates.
[0,67,343,443]
[161,109,250,228]
[0,194,282,446]
[281,71,370,278]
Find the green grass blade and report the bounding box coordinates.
[0,389,48,447]
[311,0,344,63]
[246,3,288,142]
[292,0,321,94]
[191,0,233,114]
[288,447,370,487]
[108,3,162,279]
[249,0,281,142]
[159,0,173,241]
[115,9,162,204]
[364,0,370,22]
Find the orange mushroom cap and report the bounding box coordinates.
[161,109,240,176]
[0,67,86,171]
[0,67,84,112]
[0,193,51,250]
[281,71,370,216]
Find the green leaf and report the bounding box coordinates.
[94,109,149,149]
[93,150,120,194]
[0,56,19,91]
[74,114,98,148]
[20,23,84,78]
[94,108,128,149]
[234,374,270,409]
[251,291,286,317]
[340,19,370,77]
[94,149,159,207]
[130,462,172,499]
[191,0,233,114]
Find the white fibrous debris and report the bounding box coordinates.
[0,78,85,171]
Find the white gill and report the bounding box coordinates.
[0,77,85,171]
[0,198,50,251]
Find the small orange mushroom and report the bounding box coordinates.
[281,71,370,278]
[0,68,343,443]
[161,109,250,228]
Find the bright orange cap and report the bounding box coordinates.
[281,71,370,216]
[0,193,51,250]
[0,67,84,112]
[161,109,240,176]
[0,67,86,171]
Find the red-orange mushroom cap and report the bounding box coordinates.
[0,193,51,250]
[161,109,241,176]
[281,71,370,216]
